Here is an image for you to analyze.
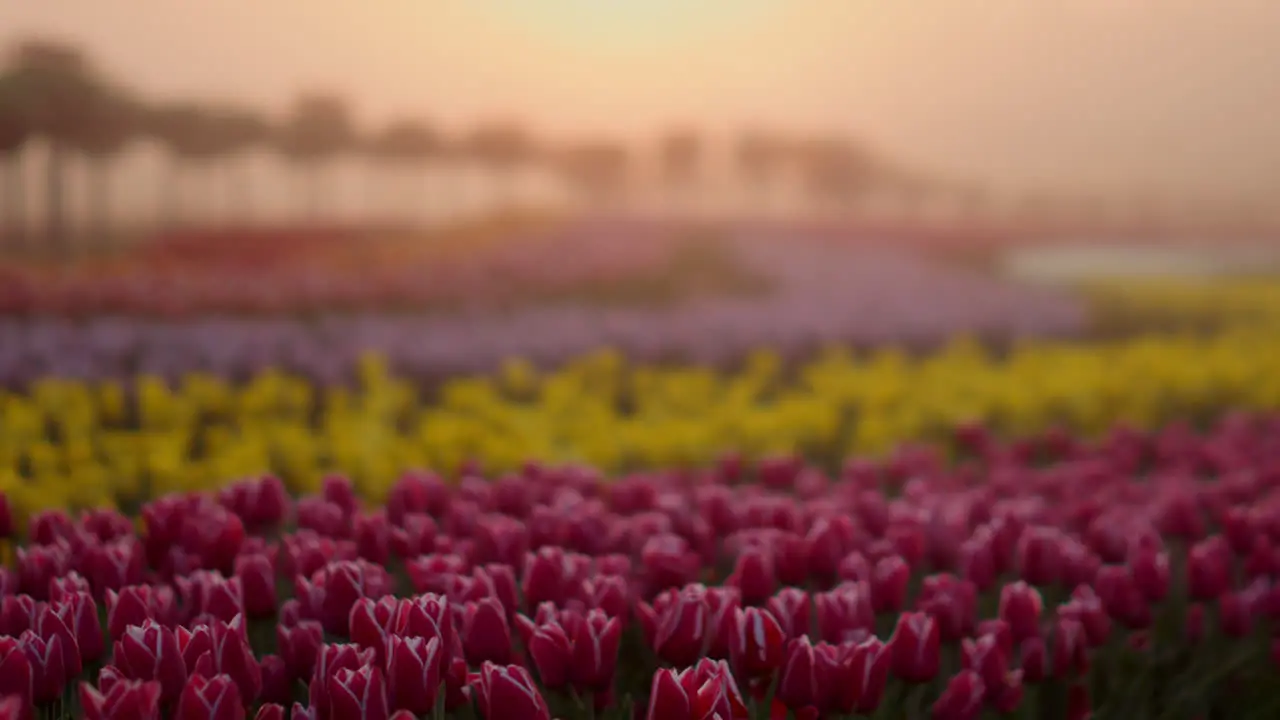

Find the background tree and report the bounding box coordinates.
[75,84,139,248]
[5,39,100,256]
[0,73,32,250]
[365,118,440,226]
[734,130,784,217]
[555,139,630,213]
[277,93,356,221]
[658,127,701,215]
[464,121,535,214]
[146,101,223,228]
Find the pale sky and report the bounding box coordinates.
[3,0,1280,201]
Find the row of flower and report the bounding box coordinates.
[0,239,1081,384]
[1,412,1278,719]
[3,327,1280,519]
[1085,278,1280,334]
[0,220,685,317]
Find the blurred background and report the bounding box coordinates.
[0,0,1278,376]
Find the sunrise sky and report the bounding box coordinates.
[3,0,1279,201]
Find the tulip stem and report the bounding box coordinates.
[757,673,780,720]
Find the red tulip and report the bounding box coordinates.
[1019,637,1047,683]
[473,663,551,720]
[278,621,324,682]
[254,705,285,720]
[0,637,33,712]
[0,696,23,720]
[354,513,393,566]
[728,546,777,606]
[1218,590,1254,638]
[33,603,81,683]
[296,560,393,636]
[777,637,823,713]
[1188,537,1231,601]
[931,670,985,720]
[579,574,630,622]
[1058,586,1112,647]
[234,554,277,619]
[187,616,263,705]
[640,535,702,596]
[645,660,747,720]
[730,607,786,680]
[1128,546,1170,604]
[176,674,245,720]
[766,588,811,640]
[460,598,512,666]
[260,655,293,707]
[19,631,65,705]
[16,545,71,600]
[389,595,455,658]
[522,546,583,608]
[815,581,875,643]
[845,637,892,714]
[179,571,245,624]
[1095,565,1153,630]
[649,585,711,667]
[386,635,443,715]
[80,678,162,720]
[105,586,177,642]
[917,574,977,642]
[998,582,1043,645]
[1016,527,1063,587]
[0,595,37,638]
[872,555,911,613]
[48,572,91,602]
[327,665,389,720]
[889,612,941,683]
[348,597,398,666]
[309,644,375,720]
[54,591,104,664]
[1052,618,1090,678]
[87,536,149,595]
[961,634,1009,697]
[113,621,187,703]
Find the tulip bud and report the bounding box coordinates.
[348,597,398,667]
[327,665,390,720]
[931,670,985,720]
[473,663,551,720]
[998,582,1043,645]
[766,587,811,641]
[176,673,244,720]
[235,554,278,620]
[1052,618,1090,678]
[1188,536,1232,601]
[55,591,104,664]
[816,582,875,643]
[386,635,443,715]
[20,630,66,705]
[460,598,512,666]
[106,586,177,641]
[644,660,746,720]
[777,637,824,713]
[872,556,911,613]
[79,678,162,720]
[309,644,375,720]
[178,571,245,624]
[34,604,81,683]
[112,620,187,704]
[890,612,940,683]
[278,621,324,682]
[1019,637,1047,684]
[255,706,285,720]
[730,607,786,680]
[0,636,33,712]
[651,585,711,667]
[568,610,623,694]
[728,546,777,606]
[845,637,891,714]
[1016,527,1063,587]
[260,655,293,707]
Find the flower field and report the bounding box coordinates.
[1,409,1280,719]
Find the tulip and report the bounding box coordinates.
[730,607,786,680]
[766,588,811,641]
[872,555,911,613]
[1058,587,1113,647]
[255,706,285,720]
[917,574,977,642]
[1016,527,1063,587]
[1218,590,1255,638]
[1052,617,1090,678]
[525,617,572,690]
[1188,536,1232,601]
[645,660,747,720]
[106,586,177,642]
[777,637,823,713]
[579,574,630,622]
[235,554,278,619]
[961,634,1009,697]
[0,637,33,712]
[187,616,263,705]
[328,665,390,720]
[889,612,940,683]
[80,678,162,720]
[1019,637,1047,683]
[354,513,393,566]
[179,571,245,624]
[260,655,293,707]
[640,535,702,596]
[278,621,324,682]
[348,597,398,666]
[0,697,23,720]
[998,582,1043,645]
[1095,565,1153,630]
[309,645,375,720]
[815,581,875,643]
[16,545,70,601]
[48,572,91,602]
[932,670,985,720]
[176,673,245,720]
[473,663,551,720]
[296,560,393,636]
[389,595,454,656]
[650,585,711,667]
[19,631,65,705]
[1128,545,1170,604]
[844,637,892,714]
[0,595,37,638]
[386,635,443,715]
[728,546,777,606]
[54,591,105,664]
[460,597,512,666]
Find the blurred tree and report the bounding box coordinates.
[146,101,224,228]
[277,93,357,221]
[75,85,141,248]
[0,72,33,250]
[658,127,701,215]
[4,39,101,256]
[734,131,784,216]
[210,106,272,223]
[464,121,535,214]
[365,118,441,225]
[555,140,630,213]
[798,137,872,216]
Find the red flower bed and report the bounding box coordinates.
[1,415,1278,719]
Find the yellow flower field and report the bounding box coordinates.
[3,323,1280,522]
